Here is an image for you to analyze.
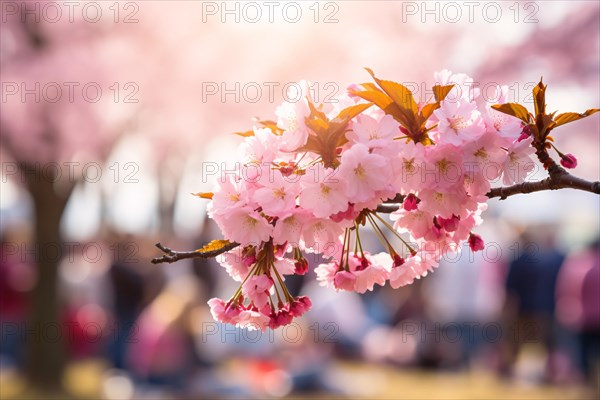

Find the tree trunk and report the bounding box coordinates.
[24,165,73,392]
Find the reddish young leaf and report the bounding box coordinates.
[533,79,547,117]
[554,109,600,127]
[491,103,531,124]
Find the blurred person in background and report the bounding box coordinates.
[125,273,198,389]
[422,241,507,371]
[0,228,37,369]
[501,226,565,382]
[556,238,600,388]
[107,235,166,371]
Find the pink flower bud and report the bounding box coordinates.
[269,308,293,329]
[289,296,312,317]
[560,153,577,169]
[517,125,532,142]
[294,257,309,275]
[468,233,485,252]
[403,193,420,211]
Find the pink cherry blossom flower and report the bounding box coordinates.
[272,209,309,246]
[209,175,250,217]
[276,81,312,152]
[197,70,580,330]
[433,70,480,102]
[269,307,294,329]
[253,170,300,217]
[302,218,343,253]
[391,208,433,239]
[242,275,273,309]
[502,136,535,185]
[208,298,242,324]
[393,141,426,192]
[352,253,391,293]
[418,187,472,219]
[274,257,296,276]
[347,114,400,148]
[338,143,390,203]
[333,271,357,291]
[236,309,270,332]
[330,203,360,223]
[423,144,465,189]
[217,247,251,282]
[289,296,312,317]
[483,85,523,140]
[438,215,460,232]
[433,99,486,145]
[299,164,348,218]
[239,127,285,166]
[389,257,419,288]
[315,261,339,288]
[214,207,273,246]
[462,132,507,180]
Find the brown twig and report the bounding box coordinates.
[486,174,600,200]
[151,241,239,264]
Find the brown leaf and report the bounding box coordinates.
[350,84,393,111]
[365,68,418,114]
[419,103,439,120]
[329,102,373,137]
[234,130,254,137]
[195,240,232,254]
[300,101,372,168]
[432,84,455,103]
[351,81,416,132]
[491,103,531,124]
[533,79,547,117]
[539,114,556,137]
[234,119,283,137]
[554,109,600,127]
[192,192,213,200]
[257,120,284,135]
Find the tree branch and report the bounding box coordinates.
[151,241,239,264]
[152,142,599,263]
[486,174,600,200]
[486,138,600,200]
[376,204,402,213]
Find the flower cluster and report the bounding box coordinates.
[201,70,575,331]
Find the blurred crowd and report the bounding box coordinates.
[1,220,598,398]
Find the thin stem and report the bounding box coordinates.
[272,266,293,302]
[372,212,416,254]
[340,228,350,268]
[367,214,396,256]
[230,261,260,302]
[367,214,394,255]
[354,221,365,258]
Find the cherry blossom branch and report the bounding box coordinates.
[487,139,600,200]
[151,241,239,264]
[152,143,599,263]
